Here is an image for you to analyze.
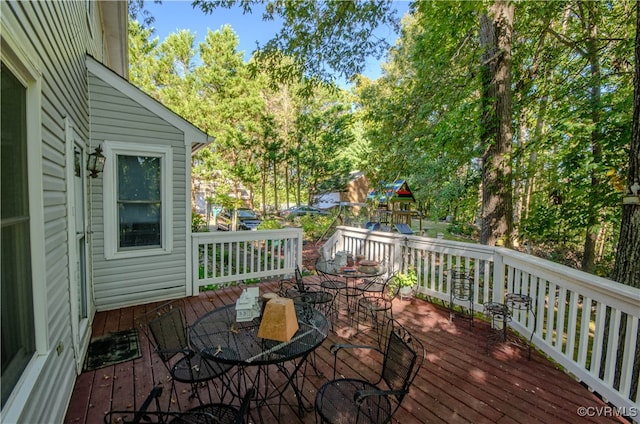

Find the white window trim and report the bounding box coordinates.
[1,17,48,421]
[103,141,173,260]
[86,0,94,38]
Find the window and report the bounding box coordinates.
[118,155,161,248]
[104,143,172,259]
[1,64,35,407]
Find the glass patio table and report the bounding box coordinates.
[189,302,329,421]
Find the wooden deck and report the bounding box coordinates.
[64,278,625,424]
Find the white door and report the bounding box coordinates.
[66,120,91,370]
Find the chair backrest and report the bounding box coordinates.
[105,386,254,424]
[294,266,306,292]
[145,306,188,363]
[380,320,425,407]
[314,263,332,283]
[382,273,401,301]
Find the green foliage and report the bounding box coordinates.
[390,268,417,292]
[354,0,632,273]
[447,223,477,238]
[192,212,209,233]
[131,0,635,275]
[298,214,333,241]
[258,218,283,230]
[194,0,401,84]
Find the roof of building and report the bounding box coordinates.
[367,180,416,203]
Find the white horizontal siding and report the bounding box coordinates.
[88,72,190,311]
[0,0,107,422]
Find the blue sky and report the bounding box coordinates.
[145,0,411,83]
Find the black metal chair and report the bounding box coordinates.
[138,301,233,410]
[315,319,425,424]
[279,265,334,305]
[354,258,391,296]
[279,266,317,295]
[315,265,352,324]
[280,266,337,332]
[104,386,254,424]
[355,274,400,336]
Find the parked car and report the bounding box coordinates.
[281,205,330,219]
[217,208,262,231]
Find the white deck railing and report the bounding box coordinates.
[191,228,303,291]
[321,226,640,416]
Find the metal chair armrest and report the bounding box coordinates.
[104,386,163,424]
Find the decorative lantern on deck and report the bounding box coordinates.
[236,287,260,322]
[257,297,298,342]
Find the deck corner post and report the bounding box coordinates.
[492,248,505,302]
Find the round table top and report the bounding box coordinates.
[189,303,329,366]
[316,260,387,280]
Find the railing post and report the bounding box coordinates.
[296,232,303,270]
[335,228,344,253]
[492,247,505,303]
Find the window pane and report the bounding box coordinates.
[117,154,162,249]
[119,203,161,247]
[1,64,35,407]
[118,155,160,201]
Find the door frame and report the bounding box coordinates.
[65,118,93,372]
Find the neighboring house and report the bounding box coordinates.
[1,2,209,422]
[314,171,370,211]
[192,176,253,216]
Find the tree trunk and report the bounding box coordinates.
[285,163,290,209]
[606,0,640,399]
[581,1,603,273]
[296,138,302,206]
[261,160,267,214]
[513,108,527,244]
[479,0,514,247]
[612,0,640,289]
[273,157,278,211]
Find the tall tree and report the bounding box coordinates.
[611,1,640,288]
[479,0,515,247]
[194,0,400,83]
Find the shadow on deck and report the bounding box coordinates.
[64,278,624,424]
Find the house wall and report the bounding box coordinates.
[1,1,110,422]
[340,174,370,213]
[88,72,190,311]
[342,174,370,204]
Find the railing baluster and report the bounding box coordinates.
[566,291,579,358]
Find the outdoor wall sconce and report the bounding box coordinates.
[87,145,105,178]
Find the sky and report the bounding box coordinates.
[145,0,411,83]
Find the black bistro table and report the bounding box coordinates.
[189,302,329,420]
[316,260,388,314]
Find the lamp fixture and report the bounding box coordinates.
[86,145,105,178]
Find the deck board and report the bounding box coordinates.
[64,278,625,424]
